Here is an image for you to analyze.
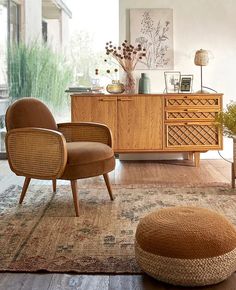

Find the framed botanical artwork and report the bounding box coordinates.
[180,75,193,93]
[130,8,173,70]
[164,71,181,93]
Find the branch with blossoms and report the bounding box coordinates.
[104,40,146,72]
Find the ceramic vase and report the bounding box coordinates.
[138,73,150,94]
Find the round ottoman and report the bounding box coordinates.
[135,207,236,287]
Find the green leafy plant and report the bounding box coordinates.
[8,42,73,111]
[216,102,236,137]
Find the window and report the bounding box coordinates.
[0,0,7,88]
[67,0,119,87]
[9,0,20,44]
[0,0,20,88]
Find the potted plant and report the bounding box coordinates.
[216,101,236,188]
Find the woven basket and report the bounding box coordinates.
[135,207,236,287]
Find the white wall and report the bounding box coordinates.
[23,0,42,43]
[119,0,236,160]
[120,0,236,105]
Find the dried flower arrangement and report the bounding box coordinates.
[104,40,146,72]
[104,40,146,93]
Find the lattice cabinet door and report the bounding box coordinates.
[165,122,222,150]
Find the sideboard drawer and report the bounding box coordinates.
[165,109,219,122]
[165,95,221,108]
[165,123,221,149]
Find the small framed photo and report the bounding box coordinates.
[180,75,193,93]
[164,71,181,93]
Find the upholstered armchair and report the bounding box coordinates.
[5,98,115,216]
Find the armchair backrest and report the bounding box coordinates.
[5,98,57,131]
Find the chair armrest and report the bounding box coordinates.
[57,122,113,147]
[6,128,67,179]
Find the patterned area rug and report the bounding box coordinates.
[0,184,235,273]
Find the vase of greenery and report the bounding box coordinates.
[216,102,236,187]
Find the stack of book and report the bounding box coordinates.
[65,86,104,94]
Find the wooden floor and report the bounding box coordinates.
[0,158,235,290]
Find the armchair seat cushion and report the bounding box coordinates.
[60,141,115,180]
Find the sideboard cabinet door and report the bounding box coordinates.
[165,122,221,150]
[117,96,163,151]
[71,96,117,149]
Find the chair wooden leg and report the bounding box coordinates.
[52,179,57,192]
[19,177,31,204]
[103,173,114,201]
[70,180,79,217]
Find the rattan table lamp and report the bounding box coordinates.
[194,49,209,93]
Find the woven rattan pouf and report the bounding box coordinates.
[135,207,236,287]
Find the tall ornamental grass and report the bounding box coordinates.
[8,42,73,110]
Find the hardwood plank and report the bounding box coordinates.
[109,275,167,290]
[48,274,109,290]
[109,274,236,290]
[0,273,235,290]
[114,159,231,186]
[208,159,232,182]
[0,273,53,290]
[202,160,230,184]
[0,159,232,188]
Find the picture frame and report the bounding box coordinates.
[180,75,193,93]
[164,71,181,93]
[130,9,174,70]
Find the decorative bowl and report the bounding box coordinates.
[106,80,125,94]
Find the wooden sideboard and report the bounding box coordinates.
[71,93,223,166]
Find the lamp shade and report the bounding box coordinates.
[194,49,209,66]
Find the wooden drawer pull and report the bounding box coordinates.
[184,122,208,126]
[117,98,133,101]
[184,109,200,112]
[99,98,116,101]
